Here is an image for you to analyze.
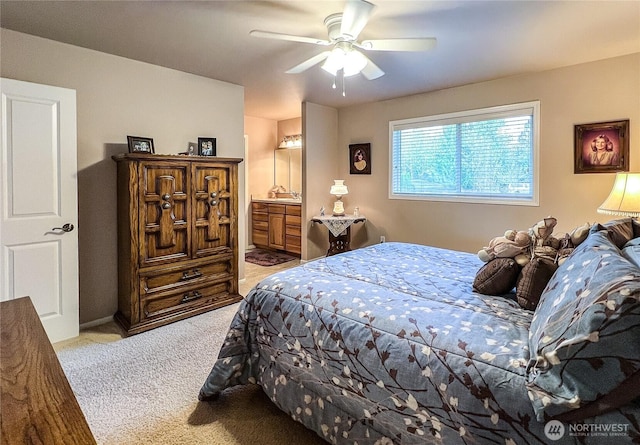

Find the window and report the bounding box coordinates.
[389,101,539,205]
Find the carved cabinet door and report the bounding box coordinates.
[192,163,236,258]
[139,162,190,265]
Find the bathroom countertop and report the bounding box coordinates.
[252,198,302,204]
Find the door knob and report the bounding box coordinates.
[52,223,75,232]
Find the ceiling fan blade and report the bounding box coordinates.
[286,51,331,74]
[340,0,375,40]
[360,56,384,80]
[250,30,330,46]
[360,38,437,52]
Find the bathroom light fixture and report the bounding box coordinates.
[597,172,640,217]
[330,179,349,216]
[278,134,302,149]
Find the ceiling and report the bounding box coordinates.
[1,1,639,121]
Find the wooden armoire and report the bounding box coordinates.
[112,153,242,335]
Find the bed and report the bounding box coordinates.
[200,227,640,444]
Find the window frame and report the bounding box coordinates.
[388,101,540,206]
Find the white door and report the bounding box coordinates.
[0,78,79,343]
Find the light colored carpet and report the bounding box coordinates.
[55,261,327,445]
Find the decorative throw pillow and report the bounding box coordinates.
[473,258,519,295]
[515,257,557,310]
[526,229,640,421]
[633,219,640,238]
[601,218,634,248]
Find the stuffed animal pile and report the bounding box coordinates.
[473,217,591,310]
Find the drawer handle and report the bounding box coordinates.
[181,269,202,281]
[161,202,171,210]
[181,291,202,304]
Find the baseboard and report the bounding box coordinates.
[80,315,114,330]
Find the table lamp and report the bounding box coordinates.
[330,180,349,216]
[597,172,640,217]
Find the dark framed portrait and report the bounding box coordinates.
[198,137,216,156]
[349,143,371,175]
[127,136,154,154]
[574,120,629,174]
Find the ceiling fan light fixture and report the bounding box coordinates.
[321,46,367,77]
[343,50,367,76]
[251,0,436,87]
[321,47,346,76]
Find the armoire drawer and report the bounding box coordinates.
[140,281,235,322]
[140,258,232,296]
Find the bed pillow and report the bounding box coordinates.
[515,258,557,311]
[473,258,519,295]
[526,229,640,421]
[622,238,640,269]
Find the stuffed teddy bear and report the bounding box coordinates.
[555,222,591,265]
[478,229,531,265]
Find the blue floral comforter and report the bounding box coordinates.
[200,242,639,444]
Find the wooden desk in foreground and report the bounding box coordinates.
[0,297,96,445]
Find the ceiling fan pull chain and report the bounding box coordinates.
[341,69,346,97]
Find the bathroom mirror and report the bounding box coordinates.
[274,147,302,195]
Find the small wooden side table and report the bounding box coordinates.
[311,215,366,256]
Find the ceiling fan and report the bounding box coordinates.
[250,0,436,89]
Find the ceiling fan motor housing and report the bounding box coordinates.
[324,13,347,41]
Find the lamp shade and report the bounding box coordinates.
[330,180,348,196]
[597,173,640,217]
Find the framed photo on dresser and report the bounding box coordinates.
[127,136,155,154]
[198,137,216,156]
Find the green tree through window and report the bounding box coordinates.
[390,101,539,205]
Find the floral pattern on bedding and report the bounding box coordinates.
[527,229,640,421]
[200,242,640,444]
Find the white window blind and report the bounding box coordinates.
[389,101,539,205]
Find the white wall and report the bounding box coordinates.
[1,29,246,324]
[302,102,339,260]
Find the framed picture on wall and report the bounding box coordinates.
[349,143,371,175]
[574,120,629,174]
[198,137,216,156]
[127,136,155,154]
